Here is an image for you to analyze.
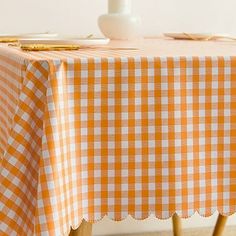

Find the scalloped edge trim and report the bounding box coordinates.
[62,210,235,236]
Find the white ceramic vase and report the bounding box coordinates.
[98,0,141,40]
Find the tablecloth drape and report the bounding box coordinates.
[1,39,236,235]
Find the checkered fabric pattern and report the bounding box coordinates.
[1,40,236,236]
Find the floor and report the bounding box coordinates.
[106,226,236,236]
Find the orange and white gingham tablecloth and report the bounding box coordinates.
[1,38,236,235]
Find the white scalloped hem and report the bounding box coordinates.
[63,210,235,236]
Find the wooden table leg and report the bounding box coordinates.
[212,214,228,236]
[69,219,92,236]
[172,213,182,236]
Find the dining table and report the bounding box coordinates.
[0,38,236,236]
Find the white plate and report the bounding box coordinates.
[19,38,110,46]
[21,33,58,38]
[163,32,215,40]
[0,33,58,39]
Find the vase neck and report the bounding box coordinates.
[108,0,131,14]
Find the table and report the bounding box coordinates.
[1,38,236,236]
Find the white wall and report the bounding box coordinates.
[1,0,236,235]
[1,0,236,36]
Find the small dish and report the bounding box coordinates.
[163,32,215,40]
[19,37,110,47]
[20,33,58,38]
[0,33,58,42]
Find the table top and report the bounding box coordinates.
[1,38,236,236]
[2,38,236,61]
